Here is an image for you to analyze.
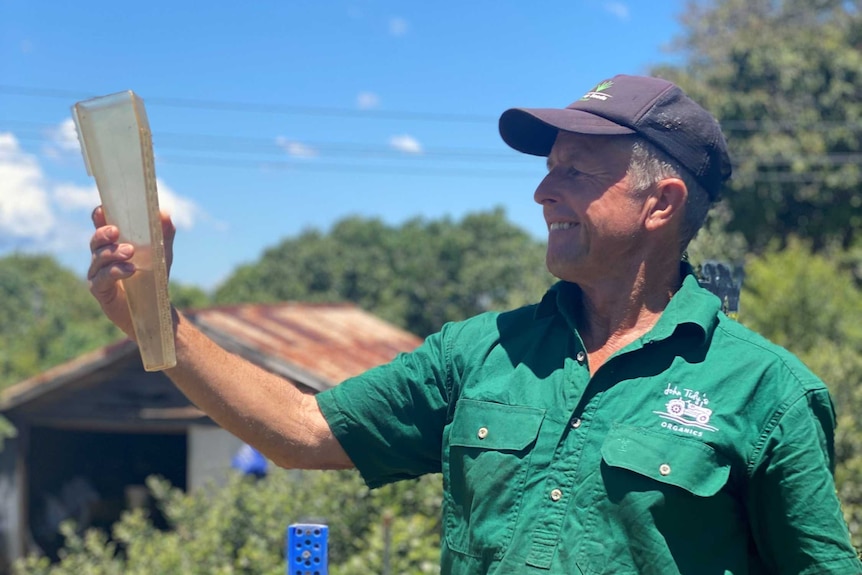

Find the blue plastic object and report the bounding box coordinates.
[231,443,268,477]
[286,523,328,575]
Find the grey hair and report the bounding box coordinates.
[627,138,713,253]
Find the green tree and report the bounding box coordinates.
[654,0,862,547]
[214,208,554,337]
[738,238,862,547]
[169,282,211,311]
[686,203,749,266]
[15,469,443,575]
[0,254,122,390]
[654,0,862,252]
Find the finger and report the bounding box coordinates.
[88,239,134,281]
[91,205,107,228]
[88,264,134,313]
[89,259,136,293]
[159,211,176,269]
[159,211,176,244]
[89,223,120,254]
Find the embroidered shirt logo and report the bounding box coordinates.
[654,382,719,434]
[581,79,614,101]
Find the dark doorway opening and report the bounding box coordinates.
[27,427,187,561]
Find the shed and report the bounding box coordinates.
[0,302,421,570]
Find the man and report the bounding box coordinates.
[88,74,862,574]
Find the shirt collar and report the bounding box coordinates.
[534,262,722,344]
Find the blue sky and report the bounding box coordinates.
[0,0,686,289]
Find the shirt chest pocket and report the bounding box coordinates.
[600,425,731,497]
[444,399,545,559]
[587,427,743,574]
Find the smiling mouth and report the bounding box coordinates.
[549,222,577,231]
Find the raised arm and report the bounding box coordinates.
[88,206,353,471]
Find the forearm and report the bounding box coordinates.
[164,309,353,471]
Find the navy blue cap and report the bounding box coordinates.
[499,74,732,200]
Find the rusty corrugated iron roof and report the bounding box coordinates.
[186,302,422,389]
[0,339,139,413]
[0,302,422,413]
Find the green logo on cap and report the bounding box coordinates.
[581,80,614,101]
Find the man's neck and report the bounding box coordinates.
[573,261,682,356]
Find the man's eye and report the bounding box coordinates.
[566,167,580,177]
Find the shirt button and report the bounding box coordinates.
[550,489,563,501]
[477,427,488,439]
[571,417,582,429]
[659,464,672,476]
[576,351,586,363]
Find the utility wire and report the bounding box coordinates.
[5,130,526,163]
[4,100,861,183]
[4,84,862,130]
[153,155,860,184]
[6,125,862,167]
[720,120,862,132]
[0,85,494,123]
[155,155,539,178]
[4,128,855,182]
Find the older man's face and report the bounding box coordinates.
[535,132,649,284]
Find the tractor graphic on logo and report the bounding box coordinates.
[665,399,713,425]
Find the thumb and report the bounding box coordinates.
[159,211,177,272]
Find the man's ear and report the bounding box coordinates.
[644,178,687,232]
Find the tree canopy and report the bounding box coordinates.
[653,0,862,251]
[738,238,862,545]
[660,0,862,543]
[214,208,555,337]
[0,254,212,391]
[0,255,122,390]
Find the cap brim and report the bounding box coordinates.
[499,108,636,156]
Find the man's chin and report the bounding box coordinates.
[546,258,581,284]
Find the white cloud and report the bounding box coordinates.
[0,133,55,240]
[357,92,380,110]
[53,183,99,210]
[604,1,630,20]
[52,118,82,152]
[156,179,199,230]
[0,130,204,257]
[275,136,318,158]
[42,117,82,160]
[389,17,409,37]
[389,134,423,154]
[52,176,200,231]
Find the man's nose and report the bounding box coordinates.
[533,172,559,206]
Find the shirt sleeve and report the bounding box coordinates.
[315,326,452,489]
[747,389,862,574]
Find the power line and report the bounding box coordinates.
[0,85,495,123]
[153,132,518,160]
[4,84,862,130]
[6,124,861,167]
[151,155,862,183]
[3,116,861,183]
[4,127,524,161]
[5,130,857,182]
[750,153,862,166]
[736,172,862,184]
[721,120,862,132]
[155,155,539,178]
[2,125,541,178]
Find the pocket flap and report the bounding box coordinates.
[449,399,545,451]
[601,425,730,497]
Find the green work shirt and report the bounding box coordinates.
[317,271,862,575]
